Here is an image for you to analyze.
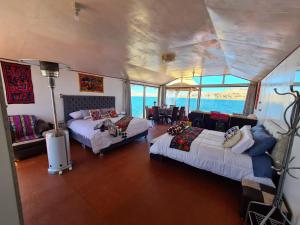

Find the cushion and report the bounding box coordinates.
[80,109,90,118]
[8,115,40,143]
[248,129,277,156]
[101,108,115,114]
[223,130,241,148]
[231,128,254,154]
[167,123,186,136]
[69,111,83,119]
[251,124,264,133]
[109,110,118,118]
[252,154,273,178]
[89,109,102,121]
[224,126,239,141]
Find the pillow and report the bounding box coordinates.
[101,108,115,114]
[89,109,102,121]
[80,109,90,118]
[240,125,251,131]
[251,124,264,133]
[231,128,254,154]
[224,126,239,141]
[69,111,82,119]
[109,110,118,118]
[83,116,91,120]
[223,130,241,148]
[167,123,186,136]
[248,129,277,157]
[252,154,273,178]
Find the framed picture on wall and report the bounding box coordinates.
[78,73,104,93]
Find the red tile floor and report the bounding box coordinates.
[16,125,243,225]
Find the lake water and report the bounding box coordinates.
[131,96,245,118]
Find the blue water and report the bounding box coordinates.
[131,96,245,118]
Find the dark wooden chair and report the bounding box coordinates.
[178,107,186,121]
[153,106,164,124]
[165,107,179,125]
[210,112,229,132]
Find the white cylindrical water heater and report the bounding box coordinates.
[45,129,72,175]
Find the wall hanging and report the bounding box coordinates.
[1,61,35,104]
[79,73,103,93]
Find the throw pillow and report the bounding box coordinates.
[69,110,83,119]
[224,126,239,141]
[223,130,241,148]
[89,109,102,121]
[248,129,277,156]
[231,128,255,154]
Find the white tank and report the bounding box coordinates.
[45,129,72,175]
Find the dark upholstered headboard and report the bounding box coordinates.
[62,95,115,122]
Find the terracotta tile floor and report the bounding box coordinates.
[16,125,243,225]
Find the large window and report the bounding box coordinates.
[200,87,248,114]
[131,84,159,118]
[165,74,249,114]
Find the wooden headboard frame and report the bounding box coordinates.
[61,95,115,122]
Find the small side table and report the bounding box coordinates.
[58,121,67,129]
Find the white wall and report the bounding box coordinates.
[256,47,300,224]
[2,65,124,122]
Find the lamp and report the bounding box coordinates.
[39,61,72,175]
[39,61,60,132]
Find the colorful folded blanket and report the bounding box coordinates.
[170,127,204,152]
[115,116,133,131]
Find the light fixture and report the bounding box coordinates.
[39,61,60,131]
[74,1,81,21]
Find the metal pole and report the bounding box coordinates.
[48,77,59,133]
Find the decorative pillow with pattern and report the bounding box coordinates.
[167,122,187,136]
[109,110,118,118]
[89,109,102,121]
[224,126,240,141]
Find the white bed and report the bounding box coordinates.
[150,129,274,186]
[68,115,149,154]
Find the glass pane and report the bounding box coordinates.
[224,75,250,84]
[145,86,158,107]
[201,75,223,85]
[295,70,300,83]
[131,84,144,118]
[166,89,176,106]
[189,90,199,112]
[175,90,189,114]
[166,77,200,86]
[200,87,248,114]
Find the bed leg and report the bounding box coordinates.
[99,152,104,157]
[81,144,86,149]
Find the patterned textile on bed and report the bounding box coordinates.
[8,115,40,142]
[115,116,133,131]
[170,127,204,152]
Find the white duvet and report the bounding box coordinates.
[68,116,149,154]
[150,129,274,186]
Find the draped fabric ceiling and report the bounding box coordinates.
[0,0,300,85]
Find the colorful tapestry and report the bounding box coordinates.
[115,116,133,131]
[79,73,103,93]
[1,61,35,104]
[170,127,204,152]
[8,115,40,143]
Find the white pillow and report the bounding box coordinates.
[231,128,254,154]
[240,125,251,131]
[223,130,241,148]
[69,111,83,119]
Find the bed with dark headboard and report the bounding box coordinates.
[61,95,148,155]
[62,95,115,122]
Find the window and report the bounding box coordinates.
[189,89,199,112]
[224,75,250,84]
[295,70,300,83]
[175,90,189,109]
[166,89,176,106]
[131,84,144,118]
[145,86,158,107]
[199,87,248,114]
[131,84,159,118]
[201,75,223,85]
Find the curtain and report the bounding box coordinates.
[122,79,131,116]
[243,81,258,115]
[159,85,166,106]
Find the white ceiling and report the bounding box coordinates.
[0,0,300,85]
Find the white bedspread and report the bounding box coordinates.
[150,129,274,186]
[68,116,149,154]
